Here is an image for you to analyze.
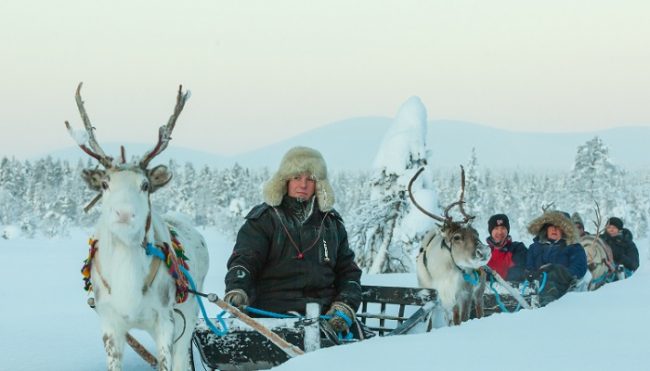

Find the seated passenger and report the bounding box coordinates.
[571,212,589,237]
[485,214,527,282]
[599,217,639,277]
[526,211,590,306]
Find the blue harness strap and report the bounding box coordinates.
[145,243,228,336]
[463,270,479,286]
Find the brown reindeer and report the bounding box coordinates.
[409,166,490,326]
[579,202,615,290]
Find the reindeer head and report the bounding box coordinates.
[65,83,189,239]
[409,166,490,270]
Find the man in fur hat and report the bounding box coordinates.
[599,217,639,276]
[526,211,589,306]
[485,214,528,282]
[223,146,363,339]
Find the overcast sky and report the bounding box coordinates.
[1,0,649,159]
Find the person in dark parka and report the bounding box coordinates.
[599,217,639,275]
[485,214,528,282]
[526,211,590,306]
[224,146,362,335]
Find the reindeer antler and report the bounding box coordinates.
[65,82,114,168]
[454,165,474,224]
[408,165,475,225]
[139,85,190,169]
[592,201,603,236]
[408,167,447,223]
[541,202,556,213]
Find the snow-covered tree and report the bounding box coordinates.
[350,97,437,273]
[569,136,624,218]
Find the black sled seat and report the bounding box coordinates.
[192,285,439,371]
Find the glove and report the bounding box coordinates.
[326,301,356,333]
[223,289,248,309]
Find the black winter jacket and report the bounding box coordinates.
[225,196,362,315]
[600,229,639,271]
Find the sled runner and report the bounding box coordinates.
[191,285,440,370]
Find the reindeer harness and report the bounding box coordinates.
[81,227,190,304]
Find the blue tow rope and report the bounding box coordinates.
[488,274,528,313]
[145,243,228,337]
[244,306,353,340]
[538,271,547,292]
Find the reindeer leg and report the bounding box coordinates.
[101,326,126,371]
[460,300,471,323]
[474,298,484,319]
[155,310,176,371]
[474,273,486,319]
[172,306,196,371]
[452,306,461,326]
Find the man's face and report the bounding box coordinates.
[287,173,316,200]
[606,224,620,237]
[491,225,508,243]
[546,225,563,240]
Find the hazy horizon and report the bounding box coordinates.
[2,1,649,158]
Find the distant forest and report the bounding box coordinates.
[1,137,647,261]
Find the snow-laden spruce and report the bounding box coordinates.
[349,97,438,274]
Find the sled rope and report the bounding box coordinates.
[538,271,548,292]
[244,306,353,340]
[488,274,528,313]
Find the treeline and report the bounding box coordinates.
[1,137,647,243]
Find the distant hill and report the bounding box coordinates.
[227,118,650,171]
[41,118,650,171]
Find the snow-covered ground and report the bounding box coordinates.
[1,229,648,371]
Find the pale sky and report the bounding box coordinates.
[1,0,649,159]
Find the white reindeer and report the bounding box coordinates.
[66,83,209,371]
[409,167,490,326]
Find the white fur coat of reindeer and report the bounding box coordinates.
[67,83,208,371]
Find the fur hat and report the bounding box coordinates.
[571,212,584,227]
[488,214,510,234]
[262,146,335,211]
[527,210,579,244]
[607,217,623,230]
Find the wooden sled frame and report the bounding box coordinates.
[191,285,440,370]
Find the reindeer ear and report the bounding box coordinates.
[148,165,172,193]
[81,169,107,192]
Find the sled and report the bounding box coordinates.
[191,285,440,370]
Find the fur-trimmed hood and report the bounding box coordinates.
[262,146,335,212]
[528,210,579,244]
